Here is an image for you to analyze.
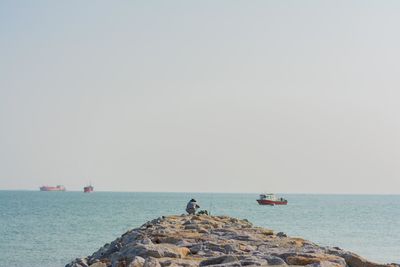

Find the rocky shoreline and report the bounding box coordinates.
[66,215,399,267]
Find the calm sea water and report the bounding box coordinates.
[0,191,399,267]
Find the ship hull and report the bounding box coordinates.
[257,199,287,205]
[40,186,66,192]
[84,186,94,193]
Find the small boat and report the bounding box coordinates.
[257,193,287,205]
[40,185,66,191]
[84,185,94,193]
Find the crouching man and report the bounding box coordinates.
[186,199,200,215]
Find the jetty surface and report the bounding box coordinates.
[66,215,399,267]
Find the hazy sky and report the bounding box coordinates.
[1,1,399,193]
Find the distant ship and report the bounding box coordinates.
[257,193,288,205]
[39,185,66,191]
[83,185,94,193]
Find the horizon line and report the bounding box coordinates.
[0,189,399,195]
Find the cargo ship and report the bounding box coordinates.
[84,185,94,193]
[39,185,66,191]
[257,193,288,205]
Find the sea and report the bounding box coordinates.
[0,191,399,267]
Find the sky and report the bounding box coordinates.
[0,1,399,193]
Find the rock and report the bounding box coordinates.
[258,228,274,236]
[68,264,86,267]
[208,263,241,267]
[238,244,255,253]
[138,237,153,245]
[119,243,190,259]
[305,261,344,267]
[239,256,269,266]
[184,224,199,230]
[191,215,202,221]
[66,258,89,267]
[262,255,287,265]
[89,263,107,267]
[328,248,399,267]
[121,244,163,258]
[199,255,239,266]
[127,256,145,267]
[224,244,238,254]
[198,227,209,234]
[143,257,161,267]
[285,253,346,266]
[203,241,227,253]
[189,243,203,254]
[159,258,199,267]
[233,234,256,241]
[175,240,194,247]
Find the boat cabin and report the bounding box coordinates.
[259,193,277,200]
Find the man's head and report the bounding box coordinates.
[190,199,196,202]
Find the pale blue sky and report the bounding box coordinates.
[1,1,400,193]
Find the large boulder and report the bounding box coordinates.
[199,255,240,266]
[327,248,399,267]
[120,244,190,259]
[285,253,346,266]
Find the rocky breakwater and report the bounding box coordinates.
[66,215,399,267]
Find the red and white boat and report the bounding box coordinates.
[257,193,287,205]
[84,185,94,193]
[40,185,66,191]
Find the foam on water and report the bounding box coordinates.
[0,191,399,266]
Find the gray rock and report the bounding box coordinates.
[262,255,287,265]
[232,234,256,242]
[184,224,199,230]
[189,243,203,254]
[66,258,89,267]
[110,252,123,267]
[125,244,187,259]
[121,231,141,244]
[144,257,161,267]
[128,256,145,267]
[138,236,154,245]
[224,244,239,254]
[200,255,239,266]
[207,263,242,267]
[90,241,121,261]
[305,261,345,267]
[159,258,199,267]
[327,248,389,267]
[176,240,194,247]
[204,241,226,253]
[239,256,269,266]
[66,263,87,267]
